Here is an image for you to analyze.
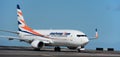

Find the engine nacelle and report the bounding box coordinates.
[31,40,44,48]
[67,47,77,50]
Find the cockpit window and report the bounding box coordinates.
[77,35,87,37]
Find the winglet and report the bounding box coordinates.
[95,28,98,38]
[17,4,20,9]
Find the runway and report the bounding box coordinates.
[0,46,120,57]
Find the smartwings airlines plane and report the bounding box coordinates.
[0,4,98,52]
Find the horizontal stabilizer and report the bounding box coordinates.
[0,30,19,34]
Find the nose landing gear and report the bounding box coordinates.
[77,46,85,52]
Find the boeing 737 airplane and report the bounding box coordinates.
[0,4,98,52]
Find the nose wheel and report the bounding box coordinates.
[54,46,61,52]
[77,46,85,52]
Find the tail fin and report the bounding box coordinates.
[17,4,44,36]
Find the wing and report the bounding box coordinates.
[89,37,98,40]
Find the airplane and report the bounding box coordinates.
[0,4,98,52]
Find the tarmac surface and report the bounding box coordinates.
[0,46,120,57]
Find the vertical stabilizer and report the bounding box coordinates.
[17,4,44,36]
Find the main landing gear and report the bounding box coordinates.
[54,46,61,52]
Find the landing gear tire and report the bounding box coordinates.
[34,48,40,51]
[77,49,81,52]
[77,46,85,52]
[54,47,61,52]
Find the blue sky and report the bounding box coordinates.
[0,0,120,50]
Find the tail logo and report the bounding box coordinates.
[17,4,44,37]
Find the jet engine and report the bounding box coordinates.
[31,40,44,49]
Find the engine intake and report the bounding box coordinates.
[31,40,44,49]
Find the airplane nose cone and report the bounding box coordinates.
[83,37,89,45]
[86,37,89,43]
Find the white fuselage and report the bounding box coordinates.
[19,29,89,47]
[16,4,90,49]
